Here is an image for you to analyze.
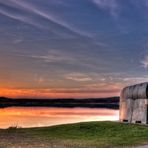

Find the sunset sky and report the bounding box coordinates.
[0,0,148,98]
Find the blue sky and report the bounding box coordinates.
[0,0,148,98]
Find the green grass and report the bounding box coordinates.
[1,121,148,148]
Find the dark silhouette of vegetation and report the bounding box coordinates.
[0,97,119,109]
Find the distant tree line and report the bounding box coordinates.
[0,97,119,109]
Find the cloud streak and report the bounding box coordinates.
[30,50,76,63]
[7,0,92,38]
[92,0,119,17]
[141,56,148,69]
[65,73,92,82]
[14,49,105,71]
[0,2,42,29]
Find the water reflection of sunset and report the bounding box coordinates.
[0,107,119,128]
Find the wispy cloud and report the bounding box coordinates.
[92,0,119,17]
[15,49,104,71]
[8,0,92,38]
[141,56,148,69]
[51,88,119,94]
[30,50,76,63]
[65,73,92,82]
[0,2,44,29]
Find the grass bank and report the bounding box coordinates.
[0,121,148,148]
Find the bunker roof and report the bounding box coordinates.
[121,82,148,99]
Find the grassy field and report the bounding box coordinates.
[0,121,148,148]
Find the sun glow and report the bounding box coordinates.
[0,87,120,98]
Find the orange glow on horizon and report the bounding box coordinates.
[0,87,120,98]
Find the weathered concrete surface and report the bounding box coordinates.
[132,99,147,123]
[120,82,148,124]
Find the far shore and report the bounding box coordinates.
[0,96,119,109]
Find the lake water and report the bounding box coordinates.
[0,107,119,129]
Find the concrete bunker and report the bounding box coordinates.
[120,82,148,124]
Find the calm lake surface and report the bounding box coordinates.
[0,107,119,129]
